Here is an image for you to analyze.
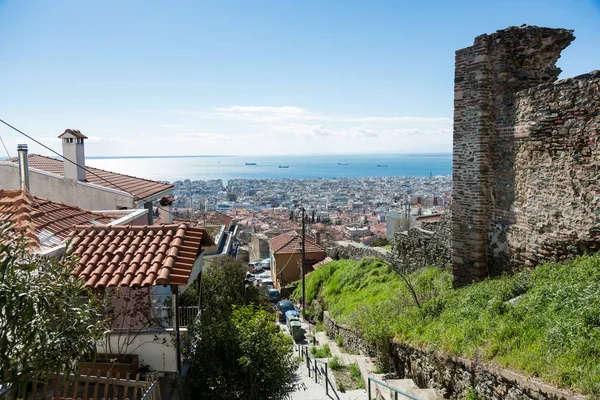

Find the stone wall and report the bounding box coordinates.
[322,311,374,356]
[391,213,452,273]
[452,25,599,285]
[327,242,392,264]
[391,340,586,400]
[323,311,586,400]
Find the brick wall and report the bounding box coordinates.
[452,25,599,285]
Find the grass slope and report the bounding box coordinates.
[293,255,600,396]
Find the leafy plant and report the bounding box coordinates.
[310,344,332,358]
[0,223,107,395]
[182,257,298,399]
[463,386,479,400]
[328,356,344,371]
[349,362,364,389]
[335,334,343,347]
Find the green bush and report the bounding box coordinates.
[315,321,324,332]
[295,254,600,396]
[335,334,343,347]
[328,356,344,371]
[349,362,364,388]
[311,344,332,358]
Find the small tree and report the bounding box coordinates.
[0,223,107,395]
[182,257,299,399]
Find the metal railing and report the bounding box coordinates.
[152,306,199,328]
[367,375,420,400]
[296,344,339,400]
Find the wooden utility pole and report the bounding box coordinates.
[301,206,306,320]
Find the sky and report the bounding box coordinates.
[0,0,599,157]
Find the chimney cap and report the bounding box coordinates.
[17,144,28,151]
[58,129,88,140]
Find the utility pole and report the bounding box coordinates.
[301,206,306,320]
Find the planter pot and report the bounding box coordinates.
[79,354,139,376]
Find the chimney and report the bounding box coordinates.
[17,144,30,191]
[158,196,175,224]
[315,232,321,245]
[58,129,87,181]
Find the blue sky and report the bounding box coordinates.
[0,0,599,156]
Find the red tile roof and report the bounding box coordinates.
[0,189,117,251]
[7,154,173,201]
[203,211,233,227]
[58,129,88,139]
[69,224,215,289]
[270,231,325,255]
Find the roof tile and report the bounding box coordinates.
[0,189,117,251]
[269,231,325,255]
[7,154,173,201]
[68,224,215,288]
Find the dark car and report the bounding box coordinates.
[267,288,281,303]
[276,300,295,322]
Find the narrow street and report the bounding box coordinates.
[283,319,369,400]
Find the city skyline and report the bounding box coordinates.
[1,0,599,157]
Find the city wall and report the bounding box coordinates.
[452,25,600,285]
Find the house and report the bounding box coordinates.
[0,131,173,223]
[0,189,145,257]
[269,231,326,289]
[67,223,215,375]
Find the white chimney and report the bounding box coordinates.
[17,144,30,191]
[58,129,87,181]
[158,196,175,224]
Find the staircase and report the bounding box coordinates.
[369,374,438,400]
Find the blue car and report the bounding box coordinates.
[276,300,295,322]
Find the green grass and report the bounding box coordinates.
[315,321,324,332]
[293,254,600,396]
[311,344,332,358]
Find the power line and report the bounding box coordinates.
[0,135,10,160]
[0,118,181,219]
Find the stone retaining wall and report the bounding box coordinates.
[391,340,586,400]
[323,311,586,400]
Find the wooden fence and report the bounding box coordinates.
[16,370,160,400]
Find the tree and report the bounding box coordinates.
[182,258,299,399]
[0,223,107,395]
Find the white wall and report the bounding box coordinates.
[0,162,135,210]
[97,329,183,373]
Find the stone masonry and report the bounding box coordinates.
[452,25,599,286]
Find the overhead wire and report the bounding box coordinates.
[0,118,184,220]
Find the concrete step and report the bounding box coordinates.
[373,375,439,400]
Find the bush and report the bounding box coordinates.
[349,362,364,388]
[310,344,332,358]
[328,356,344,371]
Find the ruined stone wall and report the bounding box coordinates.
[392,213,452,273]
[504,72,600,267]
[452,25,599,285]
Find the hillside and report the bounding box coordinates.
[293,255,600,396]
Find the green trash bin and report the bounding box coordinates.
[290,320,303,341]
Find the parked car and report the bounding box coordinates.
[255,273,271,280]
[260,279,274,289]
[276,300,295,322]
[248,262,264,273]
[261,258,271,270]
[267,288,281,303]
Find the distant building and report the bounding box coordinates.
[344,225,370,241]
[269,231,326,289]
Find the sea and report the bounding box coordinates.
[86,153,452,184]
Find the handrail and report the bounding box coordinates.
[296,344,339,400]
[368,375,421,400]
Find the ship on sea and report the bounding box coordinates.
[278,165,289,168]
[245,162,257,166]
[377,164,388,167]
[338,163,348,165]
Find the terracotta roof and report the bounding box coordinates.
[0,189,117,251]
[69,224,215,289]
[203,211,234,227]
[312,257,333,270]
[6,154,173,201]
[270,231,325,255]
[58,129,88,139]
